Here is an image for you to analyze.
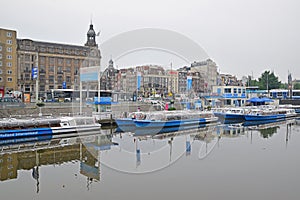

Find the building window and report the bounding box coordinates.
[7,70,12,74]
[224,88,231,93]
[7,40,12,45]
[57,66,63,73]
[58,58,63,65]
[0,77,2,82]
[238,88,241,93]
[49,66,54,72]
[0,54,2,59]
[0,46,2,51]
[40,65,46,73]
[7,55,12,59]
[66,66,71,72]
[66,59,71,65]
[0,61,2,66]
[233,88,237,94]
[0,69,2,74]
[40,56,45,63]
[7,47,12,52]
[7,62,12,67]
[49,57,55,64]
[7,77,12,82]
[25,54,31,61]
[7,32,12,37]
[49,75,54,84]
[225,99,231,105]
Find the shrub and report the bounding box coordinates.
[36,102,45,107]
[168,107,176,111]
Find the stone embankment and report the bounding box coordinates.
[0,101,183,118]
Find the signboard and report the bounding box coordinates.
[24,93,31,103]
[80,66,100,82]
[62,81,66,89]
[187,76,192,91]
[32,67,38,79]
[137,72,141,90]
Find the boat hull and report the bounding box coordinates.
[134,117,218,128]
[244,114,286,121]
[0,125,101,139]
[115,118,136,132]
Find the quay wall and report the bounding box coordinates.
[0,102,183,118]
[280,99,300,105]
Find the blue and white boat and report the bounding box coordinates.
[115,111,147,132]
[0,116,101,139]
[244,108,286,121]
[134,110,218,129]
[213,107,247,122]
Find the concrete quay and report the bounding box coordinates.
[0,101,181,119]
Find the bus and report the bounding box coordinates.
[46,89,112,102]
[269,89,300,99]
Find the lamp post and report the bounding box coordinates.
[35,52,39,103]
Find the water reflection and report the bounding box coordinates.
[0,129,116,192]
[0,118,299,197]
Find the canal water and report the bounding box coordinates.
[0,119,299,200]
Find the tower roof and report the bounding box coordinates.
[87,24,96,37]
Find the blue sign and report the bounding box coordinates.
[137,73,141,90]
[80,66,100,82]
[80,73,98,81]
[32,67,38,79]
[187,76,192,91]
[62,81,66,89]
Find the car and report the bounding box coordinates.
[150,99,159,104]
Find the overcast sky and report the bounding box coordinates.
[2,0,299,82]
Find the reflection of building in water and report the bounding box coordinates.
[0,153,18,181]
[0,134,115,188]
[216,124,245,137]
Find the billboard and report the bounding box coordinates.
[80,66,100,82]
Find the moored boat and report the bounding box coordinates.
[244,108,286,121]
[213,107,247,122]
[134,110,218,129]
[0,116,101,139]
[115,111,147,132]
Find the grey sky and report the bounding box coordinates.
[1,0,299,82]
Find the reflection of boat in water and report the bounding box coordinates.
[115,112,146,132]
[215,123,245,137]
[134,110,218,129]
[133,124,210,136]
[295,118,300,125]
[243,118,285,129]
[0,116,101,139]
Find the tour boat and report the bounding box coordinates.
[134,110,218,129]
[213,107,248,122]
[0,116,101,139]
[244,108,287,121]
[115,111,147,132]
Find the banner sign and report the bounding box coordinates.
[137,72,141,91]
[187,76,192,91]
[80,66,100,82]
[32,67,38,79]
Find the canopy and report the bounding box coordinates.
[246,97,273,105]
[246,97,262,103]
[260,97,274,102]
